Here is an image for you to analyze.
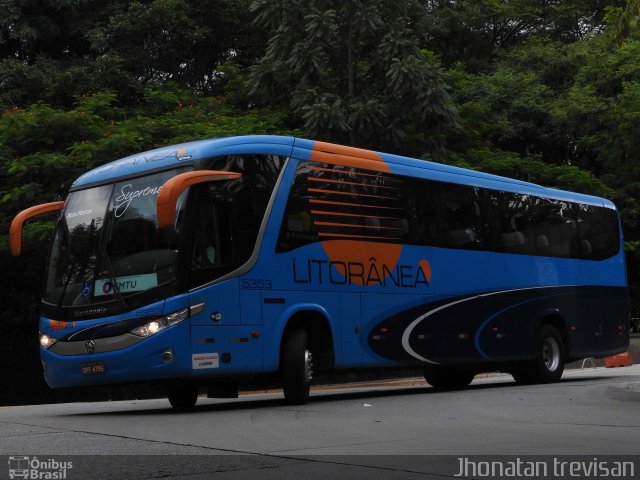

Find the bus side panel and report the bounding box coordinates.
[565,287,629,359]
[339,293,362,368]
[189,279,240,326]
[363,285,629,367]
[241,289,262,325]
[361,293,435,368]
[41,320,192,388]
[190,325,264,375]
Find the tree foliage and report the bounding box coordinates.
[419,0,619,71]
[0,0,264,109]
[248,0,457,149]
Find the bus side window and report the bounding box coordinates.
[439,184,484,249]
[189,186,236,276]
[191,201,222,270]
[186,154,285,287]
[277,163,318,252]
[277,162,409,251]
[185,183,251,288]
[404,178,440,246]
[491,191,532,254]
[532,199,580,258]
[577,205,620,260]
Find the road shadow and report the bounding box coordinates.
[60,372,621,417]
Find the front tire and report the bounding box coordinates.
[424,367,475,390]
[281,328,313,405]
[167,385,198,410]
[512,325,565,384]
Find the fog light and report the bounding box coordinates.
[162,349,174,363]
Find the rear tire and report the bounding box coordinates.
[281,328,313,405]
[512,325,565,384]
[424,367,475,390]
[167,385,198,410]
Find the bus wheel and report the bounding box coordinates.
[423,367,475,390]
[167,385,198,410]
[281,328,313,405]
[512,325,565,384]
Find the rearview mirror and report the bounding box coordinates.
[156,170,241,229]
[10,201,65,256]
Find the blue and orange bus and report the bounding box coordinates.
[10,136,629,408]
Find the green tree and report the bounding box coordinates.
[91,0,264,92]
[0,0,266,109]
[419,0,618,71]
[248,0,457,151]
[605,0,640,44]
[552,38,640,231]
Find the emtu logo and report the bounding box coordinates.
[102,281,113,294]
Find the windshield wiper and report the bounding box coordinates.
[98,209,127,308]
[56,250,77,311]
[57,219,94,311]
[98,243,128,309]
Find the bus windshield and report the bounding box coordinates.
[44,169,182,308]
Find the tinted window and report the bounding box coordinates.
[277,162,409,252]
[188,154,285,287]
[277,160,620,261]
[438,183,484,249]
[484,190,533,254]
[576,204,620,260]
[403,179,440,246]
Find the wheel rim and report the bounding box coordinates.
[542,337,560,372]
[304,349,314,383]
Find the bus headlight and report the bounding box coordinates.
[39,333,57,349]
[130,308,189,337]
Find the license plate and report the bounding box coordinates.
[81,362,106,375]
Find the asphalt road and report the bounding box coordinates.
[1,365,639,479]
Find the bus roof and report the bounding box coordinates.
[70,135,613,208]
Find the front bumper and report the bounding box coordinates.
[40,321,192,388]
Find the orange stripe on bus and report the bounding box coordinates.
[309,166,394,179]
[309,199,402,210]
[307,187,396,201]
[308,176,398,190]
[318,233,401,240]
[314,221,406,231]
[311,210,401,220]
[311,141,391,173]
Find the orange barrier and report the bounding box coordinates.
[604,351,634,368]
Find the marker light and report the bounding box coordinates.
[130,308,189,337]
[39,333,57,349]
